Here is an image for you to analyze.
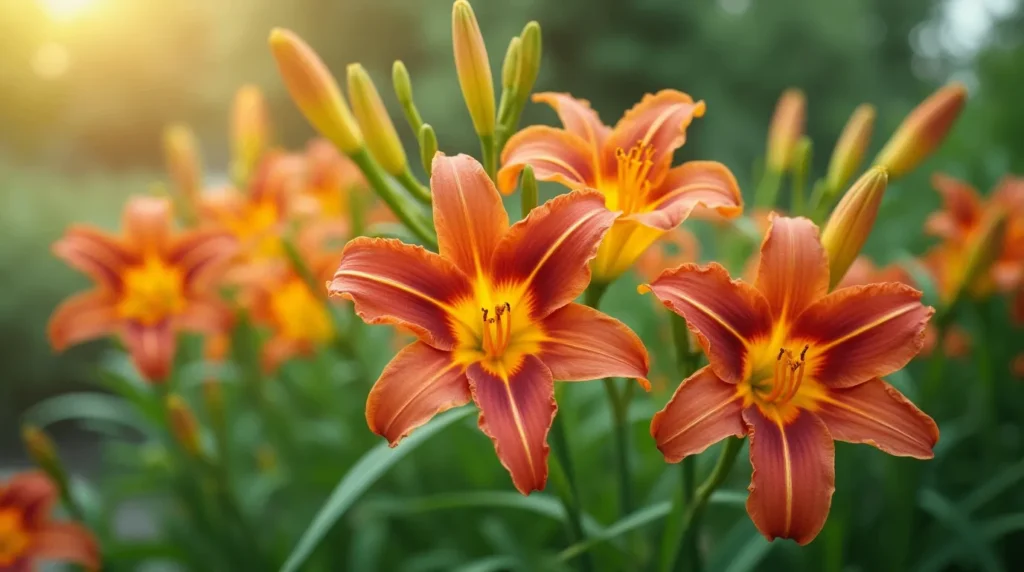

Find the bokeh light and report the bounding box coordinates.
[32,42,71,79]
[38,0,98,22]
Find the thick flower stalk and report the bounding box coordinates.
[642,215,938,544]
[49,196,237,382]
[329,153,649,494]
[0,472,99,571]
[499,91,742,281]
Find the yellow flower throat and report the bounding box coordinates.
[0,509,30,566]
[609,143,655,214]
[118,257,187,325]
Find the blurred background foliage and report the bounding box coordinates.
[1,1,1024,568]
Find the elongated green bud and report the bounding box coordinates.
[766,89,806,173]
[516,21,542,101]
[452,0,495,137]
[166,394,202,457]
[875,83,967,179]
[502,37,521,91]
[347,63,407,176]
[392,60,424,134]
[821,167,889,287]
[520,164,538,216]
[826,104,875,194]
[419,123,438,176]
[956,210,1008,304]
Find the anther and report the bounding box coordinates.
[800,345,809,360]
[777,348,785,360]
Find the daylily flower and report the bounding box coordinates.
[0,472,99,571]
[49,196,236,382]
[642,215,938,544]
[248,224,345,371]
[923,173,1024,304]
[297,139,371,220]
[329,153,650,494]
[498,91,743,281]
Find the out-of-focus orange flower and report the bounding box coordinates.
[248,225,345,372]
[642,215,937,545]
[635,227,700,283]
[922,174,1024,303]
[49,196,236,383]
[231,85,272,183]
[163,124,203,216]
[297,139,368,220]
[1013,354,1024,379]
[874,83,967,178]
[840,256,970,358]
[329,153,649,494]
[766,89,806,173]
[0,472,99,571]
[499,91,742,281]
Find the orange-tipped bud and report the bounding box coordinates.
[826,104,875,193]
[231,85,271,183]
[166,394,202,457]
[268,28,363,153]
[452,0,495,137]
[875,83,967,178]
[347,63,407,176]
[162,124,202,207]
[821,167,889,288]
[766,88,806,172]
[22,425,58,469]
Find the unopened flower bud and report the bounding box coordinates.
[520,164,538,215]
[347,63,407,176]
[392,60,424,134]
[875,83,967,178]
[268,28,363,153]
[166,394,202,457]
[501,37,521,91]
[766,89,806,173]
[516,21,542,101]
[419,123,438,176]
[22,425,58,470]
[956,210,1008,303]
[826,104,875,193]
[162,124,202,208]
[452,0,495,137]
[231,85,271,183]
[821,167,889,287]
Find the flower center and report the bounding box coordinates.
[613,143,656,214]
[481,302,513,358]
[0,509,30,566]
[753,345,809,405]
[270,278,333,343]
[118,256,187,325]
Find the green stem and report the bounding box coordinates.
[603,377,632,517]
[681,457,700,572]
[481,133,498,182]
[668,437,744,572]
[583,281,610,309]
[754,168,783,209]
[550,415,593,572]
[349,147,437,249]
[395,169,432,205]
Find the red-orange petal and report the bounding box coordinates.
[603,90,706,176]
[328,237,473,350]
[498,126,598,195]
[0,471,56,527]
[532,92,609,159]
[169,229,238,293]
[52,226,137,291]
[635,161,743,231]
[47,290,119,351]
[651,366,745,463]
[815,378,938,458]
[430,153,510,277]
[755,215,829,324]
[174,296,232,335]
[122,320,176,383]
[791,283,933,388]
[743,407,835,546]
[640,263,773,383]
[539,303,649,384]
[367,341,471,446]
[925,173,982,240]
[468,355,556,495]
[122,195,174,254]
[32,522,101,571]
[490,190,616,319]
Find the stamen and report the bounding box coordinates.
[800,345,809,361]
[781,362,806,403]
[480,302,513,358]
[763,350,791,402]
[615,143,656,213]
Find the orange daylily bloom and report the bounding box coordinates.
[49,196,236,382]
[329,153,650,494]
[0,472,99,571]
[498,91,743,281]
[248,224,345,372]
[923,173,1024,302]
[297,139,368,219]
[642,215,938,544]
[839,256,970,358]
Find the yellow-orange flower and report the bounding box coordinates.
[642,215,937,544]
[499,91,742,281]
[49,196,236,382]
[0,472,99,571]
[921,174,1024,303]
[329,153,649,494]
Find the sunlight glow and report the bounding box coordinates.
[39,0,98,22]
